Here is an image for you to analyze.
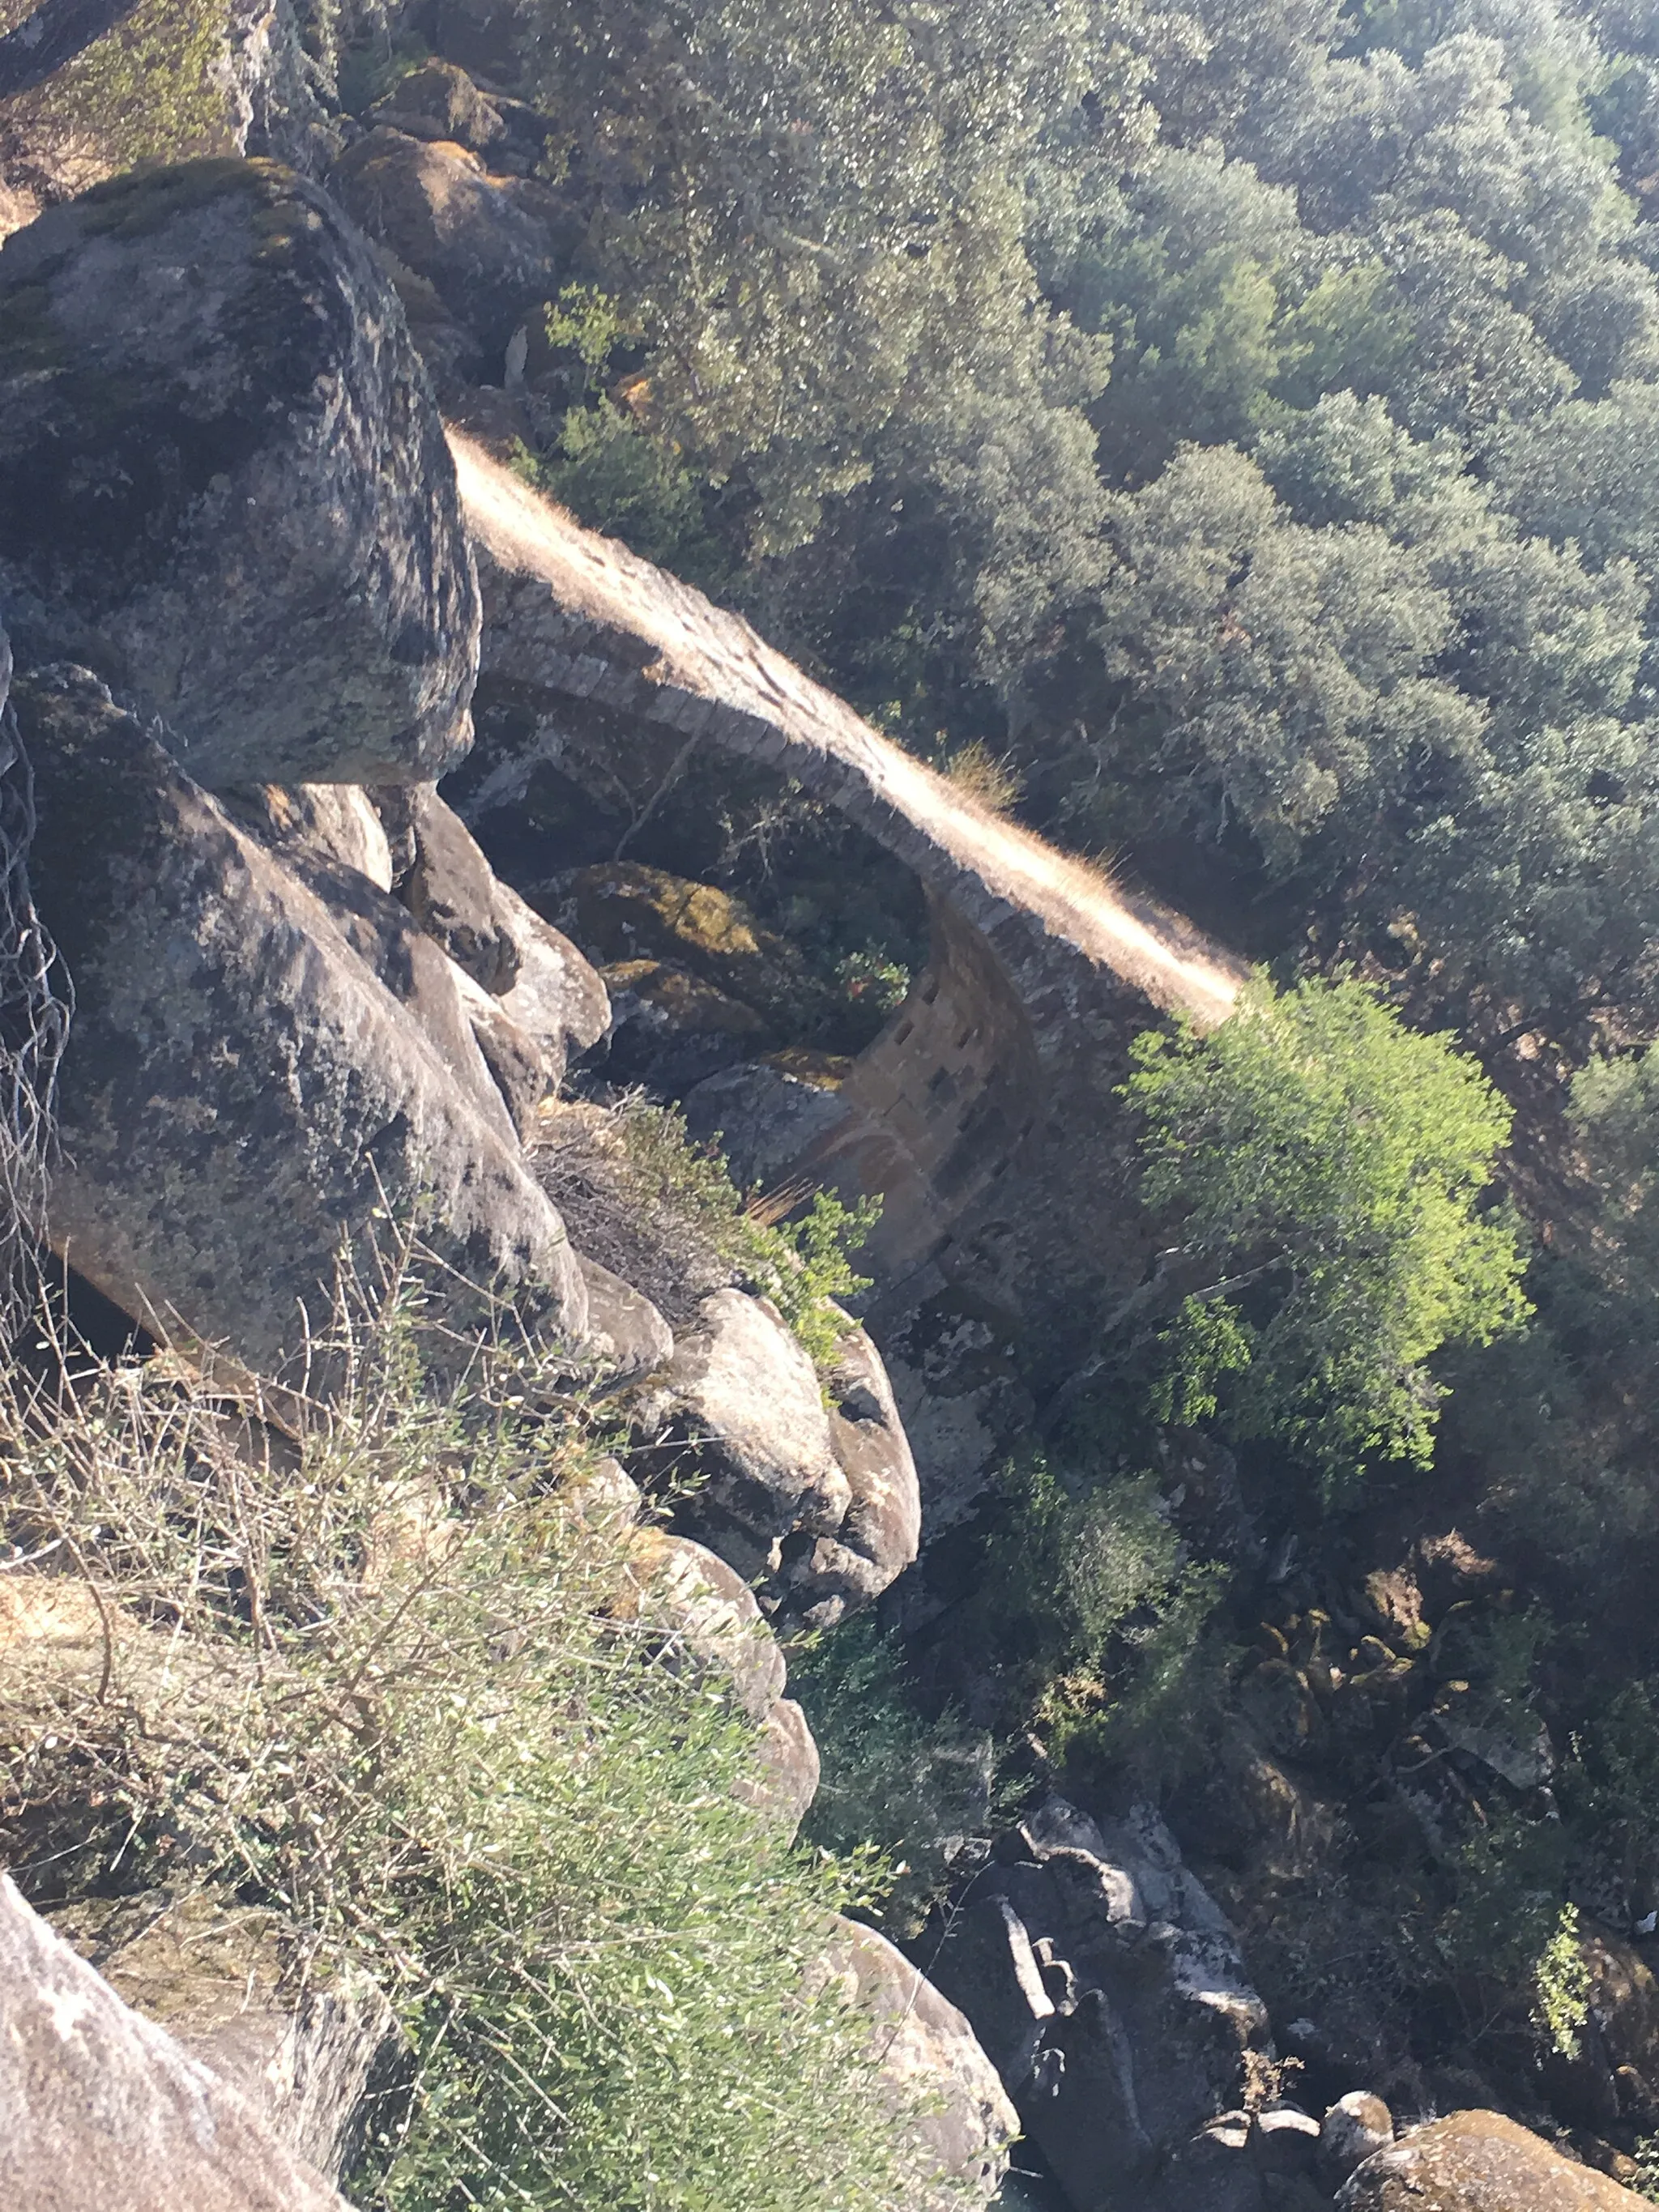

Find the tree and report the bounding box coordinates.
[1122,976,1529,1486]
[0,0,144,100]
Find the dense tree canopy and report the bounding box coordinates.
[481,0,1659,1063]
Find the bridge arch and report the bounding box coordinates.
[447,433,1246,1508]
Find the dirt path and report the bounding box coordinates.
[451,433,1245,1027]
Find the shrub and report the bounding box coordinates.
[1124,975,1530,1491]
[538,1095,879,1367]
[790,1613,1002,1937]
[0,1251,955,2212]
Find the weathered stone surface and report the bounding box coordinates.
[624,1525,787,1721]
[329,128,558,360]
[19,667,586,1376]
[684,1056,855,1194]
[0,1873,351,2212]
[824,1916,1018,2203]
[1321,2092,1396,2184]
[578,1256,674,1383]
[369,59,508,156]
[930,1796,1274,2212]
[774,1318,922,1629]
[495,879,611,1076]
[48,1893,399,2188]
[403,786,521,992]
[1338,2110,1648,2209]
[0,160,479,787]
[630,1287,851,1588]
[617,1524,817,1830]
[556,862,809,1025]
[226,783,395,896]
[226,782,521,1144]
[750,1694,821,1832]
[599,957,770,1091]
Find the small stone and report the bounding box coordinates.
[1321,2091,1394,2181]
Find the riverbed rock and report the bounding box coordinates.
[825,1916,1018,2203]
[0,160,479,788]
[0,1873,352,2212]
[18,666,586,1376]
[929,1796,1276,2212]
[1338,2109,1649,2208]
[1321,2092,1396,2184]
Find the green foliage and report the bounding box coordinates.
[604,1099,880,1369]
[0,1266,950,2212]
[517,407,725,586]
[790,1614,1000,1937]
[1125,976,1529,1486]
[0,0,234,169]
[1533,1902,1593,2059]
[957,1455,1231,1792]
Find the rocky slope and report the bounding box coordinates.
[0,20,1652,2212]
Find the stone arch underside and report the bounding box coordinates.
[448,432,1247,1511]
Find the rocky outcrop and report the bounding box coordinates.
[627,1288,921,1626]
[825,1916,1018,2205]
[18,667,587,1374]
[930,1796,1277,2212]
[329,126,561,365]
[0,1873,352,2212]
[1338,2110,1649,2208]
[607,1486,821,1833]
[46,1893,399,2189]
[684,1058,855,1195]
[0,160,479,788]
[795,1319,923,1625]
[632,1287,849,1576]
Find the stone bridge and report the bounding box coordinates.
[448,434,1246,1513]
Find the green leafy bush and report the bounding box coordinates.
[0,1256,952,2212]
[1124,975,1530,1490]
[545,1095,879,1369]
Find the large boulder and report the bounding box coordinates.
[17,667,587,1375]
[825,1917,1018,2206]
[623,1283,919,1625]
[929,1796,1277,2212]
[328,127,560,363]
[778,1317,923,1628]
[47,1893,399,2189]
[630,1287,851,1588]
[554,863,810,1028]
[0,1873,352,2212]
[0,160,478,788]
[684,1056,855,1195]
[1338,2110,1648,2209]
